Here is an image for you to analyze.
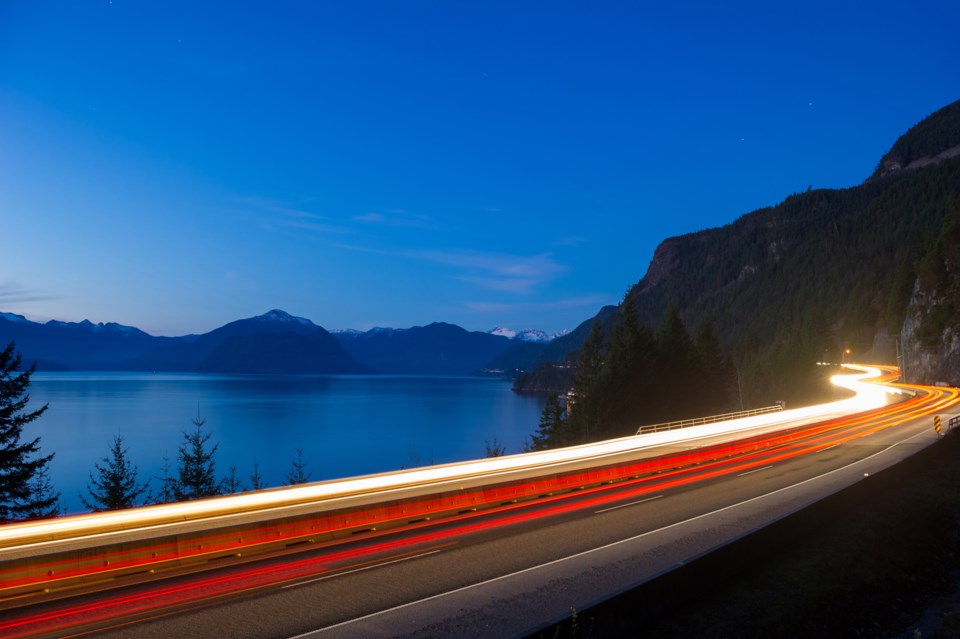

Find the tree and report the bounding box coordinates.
[224,462,244,494]
[526,392,566,451]
[567,320,607,443]
[22,465,60,519]
[81,435,149,511]
[173,415,223,501]
[155,454,177,504]
[484,436,506,457]
[249,460,266,490]
[286,444,312,485]
[0,341,57,521]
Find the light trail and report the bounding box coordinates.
[0,365,955,638]
[0,365,903,553]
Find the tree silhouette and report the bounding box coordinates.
[173,415,223,501]
[286,444,312,485]
[249,460,266,490]
[0,341,57,521]
[81,435,149,510]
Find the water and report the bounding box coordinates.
[24,372,545,514]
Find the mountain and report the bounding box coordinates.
[512,98,960,403]
[127,310,369,374]
[488,327,568,343]
[494,307,618,384]
[197,331,373,374]
[1,309,519,376]
[0,313,165,370]
[334,322,513,375]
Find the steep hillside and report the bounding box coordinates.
[872,99,960,179]
[520,98,960,406]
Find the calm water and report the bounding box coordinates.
[26,373,545,514]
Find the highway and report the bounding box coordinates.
[1,365,957,638]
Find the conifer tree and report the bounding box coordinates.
[155,454,177,504]
[286,444,312,485]
[694,317,735,414]
[527,392,566,451]
[249,460,266,490]
[173,416,223,501]
[484,436,507,457]
[22,465,60,519]
[568,320,606,442]
[81,435,149,511]
[224,462,244,494]
[0,341,57,521]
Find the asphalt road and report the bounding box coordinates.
[21,404,947,639]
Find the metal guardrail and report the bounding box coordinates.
[636,404,785,435]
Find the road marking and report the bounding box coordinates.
[820,443,840,453]
[288,427,931,638]
[737,465,773,477]
[595,494,663,514]
[282,549,446,589]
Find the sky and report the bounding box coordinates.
[1,1,958,337]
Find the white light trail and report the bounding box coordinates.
[0,365,898,548]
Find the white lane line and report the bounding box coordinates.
[288,427,930,638]
[820,443,840,453]
[737,465,773,477]
[282,550,444,589]
[595,494,664,514]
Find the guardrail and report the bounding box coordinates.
[636,405,785,435]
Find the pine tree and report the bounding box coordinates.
[286,444,312,485]
[22,465,60,519]
[527,392,566,451]
[655,305,695,420]
[155,454,177,504]
[484,436,507,457]
[249,460,266,490]
[694,317,736,414]
[567,320,607,442]
[0,341,57,521]
[173,416,223,501]
[224,462,244,494]
[81,435,149,511]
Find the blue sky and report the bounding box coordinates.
[1,2,958,336]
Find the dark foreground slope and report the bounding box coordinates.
[532,428,960,639]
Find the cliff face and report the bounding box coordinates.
[901,282,960,386]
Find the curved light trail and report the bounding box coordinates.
[0,364,956,639]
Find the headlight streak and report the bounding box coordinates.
[0,366,934,591]
[0,366,901,552]
[1,365,957,639]
[1,366,954,638]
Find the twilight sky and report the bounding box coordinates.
[1,2,958,336]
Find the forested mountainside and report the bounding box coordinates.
[519,98,960,428]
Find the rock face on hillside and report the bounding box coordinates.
[872,100,960,180]
[512,98,960,403]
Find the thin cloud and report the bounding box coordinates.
[331,244,568,294]
[409,249,567,294]
[353,210,433,229]
[237,196,352,235]
[0,281,57,304]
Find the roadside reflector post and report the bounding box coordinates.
[934,415,942,437]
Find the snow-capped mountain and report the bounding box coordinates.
[488,327,569,343]
[251,309,315,326]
